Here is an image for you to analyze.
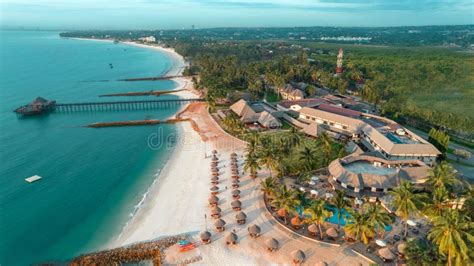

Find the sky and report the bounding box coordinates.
[0,0,473,30]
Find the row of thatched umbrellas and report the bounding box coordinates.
[203,151,309,264]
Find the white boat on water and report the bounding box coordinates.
[25,175,42,183]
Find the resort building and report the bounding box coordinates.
[298,104,440,165]
[138,36,156,43]
[277,84,305,100]
[328,154,431,197]
[230,99,282,129]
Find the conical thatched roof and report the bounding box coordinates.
[277,208,287,217]
[212,156,218,161]
[292,250,305,262]
[211,176,219,181]
[226,232,238,242]
[231,175,240,179]
[211,206,222,214]
[208,195,219,203]
[214,219,226,227]
[232,179,240,184]
[231,200,242,207]
[307,223,318,233]
[291,216,302,226]
[266,238,279,249]
[378,247,395,260]
[231,189,241,195]
[248,224,261,235]
[231,152,237,157]
[200,231,211,240]
[210,186,219,192]
[326,227,338,238]
[397,242,407,254]
[212,150,217,154]
[236,211,247,220]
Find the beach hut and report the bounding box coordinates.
[236,211,247,225]
[200,231,212,244]
[208,195,219,206]
[266,238,279,252]
[291,216,302,230]
[397,242,407,255]
[232,189,241,199]
[226,232,238,245]
[210,186,219,195]
[326,227,339,239]
[248,224,261,238]
[378,247,396,261]
[231,200,242,211]
[307,223,318,236]
[211,206,222,218]
[291,250,306,264]
[214,219,226,232]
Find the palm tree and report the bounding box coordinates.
[388,181,426,237]
[272,185,300,224]
[244,153,260,179]
[318,132,333,165]
[364,203,392,238]
[332,190,350,229]
[294,188,311,210]
[405,238,442,265]
[288,127,301,147]
[304,199,333,239]
[260,177,277,199]
[424,186,450,219]
[298,146,316,172]
[258,147,279,178]
[427,161,459,191]
[428,209,473,266]
[345,210,374,246]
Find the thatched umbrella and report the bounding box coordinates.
[232,182,240,189]
[200,231,212,244]
[231,152,237,157]
[291,216,302,230]
[214,219,226,232]
[210,186,219,195]
[231,200,242,211]
[232,178,240,184]
[266,238,279,252]
[232,189,241,199]
[212,171,219,177]
[326,227,338,239]
[211,176,219,184]
[397,242,407,255]
[291,250,306,264]
[378,247,396,261]
[212,155,218,161]
[226,232,238,245]
[208,195,219,206]
[248,224,261,238]
[231,175,240,179]
[212,150,217,154]
[277,208,287,218]
[211,206,222,218]
[236,211,247,225]
[307,223,318,236]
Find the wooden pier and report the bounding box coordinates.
[86,118,190,128]
[15,98,204,116]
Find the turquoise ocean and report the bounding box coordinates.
[0,30,182,265]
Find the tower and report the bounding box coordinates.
[336,48,344,74]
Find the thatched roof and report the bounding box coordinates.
[378,247,395,260]
[211,206,222,214]
[211,176,219,181]
[248,224,261,234]
[212,150,217,154]
[326,227,338,238]
[210,186,219,192]
[291,216,302,226]
[208,195,219,203]
[236,211,247,220]
[397,242,406,254]
[307,223,318,233]
[226,232,238,242]
[232,179,240,184]
[231,152,238,157]
[231,200,242,207]
[231,189,241,195]
[214,219,226,227]
[266,238,279,249]
[200,231,211,240]
[277,208,287,217]
[292,250,305,262]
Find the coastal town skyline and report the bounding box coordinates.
[1,0,473,30]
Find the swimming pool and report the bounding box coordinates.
[344,161,397,175]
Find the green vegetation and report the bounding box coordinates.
[429,128,450,157]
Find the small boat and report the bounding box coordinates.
[109,63,114,69]
[25,175,42,183]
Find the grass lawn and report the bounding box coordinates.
[265,91,281,103]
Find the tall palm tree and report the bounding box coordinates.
[318,132,333,165]
[272,185,300,224]
[258,147,279,178]
[424,186,450,219]
[427,161,459,191]
[294,189,311,210]
[332,190,350,229]
[405,238,442,265]
[260,177,277,199]
[389,181,426,237]
[428,210,474,266]
[244,153,260,179]
[298,146,316,172]
[288,127,301,147]
[345,210,374,246]
[364,203,392,238]
[304,199,333,239]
